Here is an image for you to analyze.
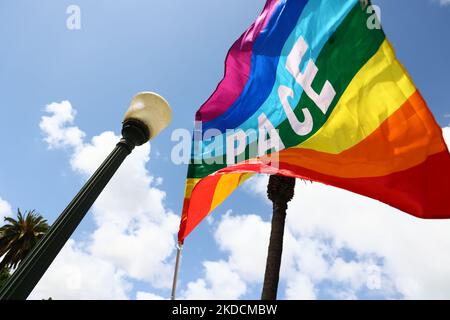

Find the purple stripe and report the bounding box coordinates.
[195,0,281,122]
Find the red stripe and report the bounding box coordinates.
[179,151,450,242]
[178,175,222,242]
[217,151,450,219]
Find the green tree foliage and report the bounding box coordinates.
[0,209,49,270]
[0,266,10,289]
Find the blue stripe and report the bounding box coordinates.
[202,0,307,132]
[198,0,358,159]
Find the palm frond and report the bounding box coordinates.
[0,209,49,269]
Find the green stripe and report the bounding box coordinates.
[188,3,385,179]
[277,3,385,148]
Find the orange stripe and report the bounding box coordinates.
[179,175,221,238]
[181,150,450,241]
[217,151,450,218]
[276,91,446,178]
[178,173,252,242]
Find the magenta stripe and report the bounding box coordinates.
[195,0,281,122]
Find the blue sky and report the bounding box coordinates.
[0,0,449,300]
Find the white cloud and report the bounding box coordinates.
[39,101,85,150]
[438,0,450,6]
[182,260,247,300]
[136,291,165,300]
[431,0,450,6]
[0,197,12,221]
[285,273,316,300]
[30,240,131,300]
[443,127,449,149]
[68,130,179,288]
[184,212,377,300]
[285,182,450,299]
[214,213,270,282]
[34,101,179,299]
[201,212,384,299]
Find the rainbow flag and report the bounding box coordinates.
[178,0,450,243]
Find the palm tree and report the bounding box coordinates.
[0,209,49,271]
[261,175,296,300]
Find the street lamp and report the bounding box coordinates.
[0,92,172,300]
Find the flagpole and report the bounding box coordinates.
[171,242,183,300]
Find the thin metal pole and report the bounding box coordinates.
[0,140,134,300]
[171,243,183,300]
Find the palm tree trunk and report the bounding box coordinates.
[261,175,296,300]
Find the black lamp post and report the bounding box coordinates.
[0,92,172,300]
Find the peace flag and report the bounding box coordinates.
[178,0,450,243]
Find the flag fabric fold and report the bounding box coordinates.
[178,0,450,243]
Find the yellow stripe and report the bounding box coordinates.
[299,40,417,154]
[210,173,254,211]
[184,178,201,198]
